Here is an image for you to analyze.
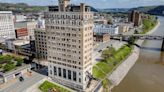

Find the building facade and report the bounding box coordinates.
[27,21,37,40]
[130,10,142,26]
[0,11,15,41]
[14,21,37,40]
[45,0,93,91]
[34,28,47,60]
[93,24,119,35]
[14,14,27,22]
[15,28,28,39]
[93,33,110,43]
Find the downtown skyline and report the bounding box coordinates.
[0,0,164,8]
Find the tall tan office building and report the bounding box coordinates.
[45,0,93,91]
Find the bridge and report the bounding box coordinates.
[110,34,164,51]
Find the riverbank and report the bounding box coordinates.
[108,20,160,91]
[112,16,164,92]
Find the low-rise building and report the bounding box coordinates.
[94,16,108,25]
[0,64,31,84]
[14,14,27,22]
[14,21,38,40]
[93,24,119,35]
[93,33,110,43]
[15,28,28,39]
[114,23,134,34]
[5,39,35,56]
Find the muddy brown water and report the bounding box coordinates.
[112,17,164,92]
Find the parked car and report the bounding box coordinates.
[98,50,102,53]
[19,76,24,82]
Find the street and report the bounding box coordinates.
[0,71,46,92]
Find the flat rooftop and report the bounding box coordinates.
[0,11,12,14]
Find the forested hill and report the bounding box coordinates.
[0,3,47,13]
[130,5,164,16]
[0,2,98,13]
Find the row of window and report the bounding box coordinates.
[46,26,93,32]
[48,42,81,49]
[0,15,12,21]
[45,13,93,20]
[49,61,82,70]
[50,67,82,83]
[49,55,82,64]
[46,20,83,26]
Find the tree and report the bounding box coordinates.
[3,63,16,72]
[102,78,110,92]
[102,48,114,60]
[15,57,24,66]
[128,36,136,45]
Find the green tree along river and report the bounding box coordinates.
[112,17,164,92]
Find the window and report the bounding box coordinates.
[79,78,81,83]
[73,71,77,81]
[63,69,66,78]
[58,68,61,77]
[50,70,52,75]
[68,70,71,80]
[54,67,57,75]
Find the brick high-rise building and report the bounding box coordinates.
[45,0,93,91]
[130,10,142,26]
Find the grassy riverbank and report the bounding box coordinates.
[141,15,158,34]
[93,45,132,80]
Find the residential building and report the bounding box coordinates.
[0,11,15,42]
[130,10,142,26]
[34,28,47,60]
[93,24,119,35]
[93,33,110,43]
[45,0,93,91]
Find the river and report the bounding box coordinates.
[112,16,164,92]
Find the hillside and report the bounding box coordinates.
[98,5,164,16]
[0,3,47,13]
[0,2,98,13]
[130,5,164,16]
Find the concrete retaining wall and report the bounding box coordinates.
[108,21,160,91]
[108,46,140,87]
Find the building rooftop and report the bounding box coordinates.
[0,11,12,14]
[94,24,118,28]
[13,40,30,46]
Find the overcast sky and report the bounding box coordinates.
[0,0,164,8]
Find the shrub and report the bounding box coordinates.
[0,64,3,68]
[15,57,24,66]
[3,63,16,72]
